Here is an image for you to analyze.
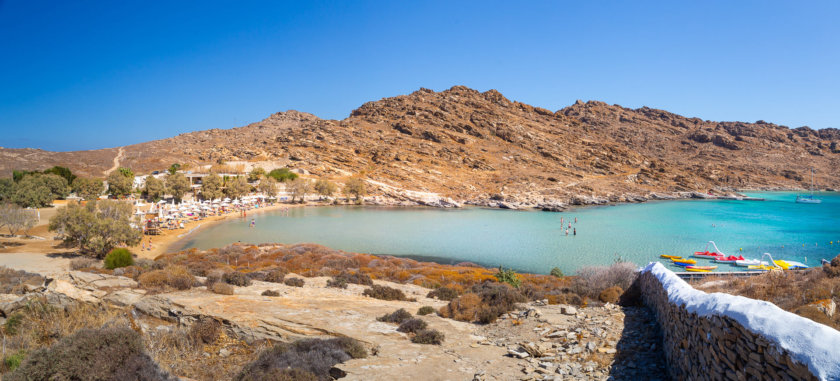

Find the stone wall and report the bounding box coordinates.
[638,263,840,381]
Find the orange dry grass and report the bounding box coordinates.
[156,243,568,295]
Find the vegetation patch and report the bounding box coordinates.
[426,286,459,301]
[223,271,252,287]
[284,277,305,287]
[188,318,221,345]
[411,329,445,345]
[138,265,195,291]
[439,281,525,324]
[234,337,366,381]
[261,289,280,297]
[363,285,413,301]
[396,318,427,334]
[209,282,235,295]
[598,286,623,304]
[0,266,44,294]
[417,306,436,316]
[104,248,134,270]
[377,308,412,324]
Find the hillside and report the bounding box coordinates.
[2,86,839,205]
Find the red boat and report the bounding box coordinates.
[713,255,745,263]
[693,251,720,258]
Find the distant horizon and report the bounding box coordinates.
[1,85,836,152]
[2,1,838,151]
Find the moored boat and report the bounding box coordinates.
[713,255,745,263]
[734,259,768,267]
[672,258,697,265]
[693,251,720,258]
[660,254,682,259]
[685,265,717,272]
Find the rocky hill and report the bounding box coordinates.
[2,86,838,206]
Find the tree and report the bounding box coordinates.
[12,170,38,182]
[165,172,191,202]
[267,167,298,182]
[314,179,338,199]
[288,178,311,203]
[200,173,224,200]
[224,176,251,199]
[344,178,367,203]
[49,200,141,258]
[143,176,165,201]
[0,203,38,236]
[257,177,277,196]
[40,173,71,199]
[73,178,104,201]
[0,178,13,202]
[43,166,76,185]
[10,175,53,208]
[168,163,181,175]
[248,167,266,181]
[107,168,134,197]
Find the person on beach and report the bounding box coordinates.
[142,242,146,251]
[573,228,576,235]
[574,217,577,223]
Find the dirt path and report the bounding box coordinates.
[104,146,125,175]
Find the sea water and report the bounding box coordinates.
[173,192,840,274]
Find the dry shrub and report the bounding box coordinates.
[264,268,286,283]
[793,305,833,326]
[284,277,305,287]
[598,286,623,304]
[327,271,373,289]
[69,257,97,271]
[377,308,412,324]
[262,290,280,297]
[138,265,195,291]
[823,254,840,278]
[439,293,482,322]
[189,318,220,345]
[574,262,638,298]
[362,285,412,301]
[210,282,234,295]
[426,287,459,301]
[411,329,444,345]
[326,278,348,289]
[223,271,252,287]
[397,318,427,334]
[6,327,173,381]
[417,306,435,316]
[234,337,366,381]
[0,267,44,294]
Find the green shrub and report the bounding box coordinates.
[411,329,444,345]
[397,318,427,334]
[5,327,173,380]
[494,266,521,288]
[377,308,412,324]
[284,277,305,287]
[223,271,252,287]
[261,290,280,297]
[417,306,436,316]
[550,267,564,278]
[426,286,459,301]
[4,313,23,336]
[363,285,412,301]
[234,337,365,381]
[103,248,134,270]
[3,350,25,372]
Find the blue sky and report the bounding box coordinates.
[1,1,838,151]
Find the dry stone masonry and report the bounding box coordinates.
[638,262,840,380]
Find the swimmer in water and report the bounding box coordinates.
[565,229,569,236]
[573,228,576,235]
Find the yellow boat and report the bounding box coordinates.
[672,258,697,265]
[660,254,682,259]
[747,264,780,271]
[685,265,716,272]
[773,260,790,270]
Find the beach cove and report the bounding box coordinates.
[170,191,840,274]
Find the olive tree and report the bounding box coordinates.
[143,176,165,201]
[257,177,277,196]
[344,178,367,203]
[224,176,251,199]
[288,178,311,203]
[0,203,38,236]
[49,200,141,258]
[10,175,54,208]
[314,179,338,200]
[165,172,191,202]
[0,178,15,202]
[248,167,266,181]
[107,168,134,197]
[73,178,104,201]
[200,173,224,200]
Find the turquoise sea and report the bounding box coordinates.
[173,192,840,274]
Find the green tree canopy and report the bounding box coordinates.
[165,172,191,202]
[72,178,104,201]
[257,177,277,196]
[49,200,141,258]
[107,169,134,197]
[40,173,70,200]
[43,166,76,185]
[10,175,56,207]
[267,168,298,182]
[200,173,224,200]
[344,178,367,203]
[168,163,181,175]
[314,179,338,199]
[0,178,14,202]
[224,176,251,199]
[248,167,266,181]
[143,176,165,201]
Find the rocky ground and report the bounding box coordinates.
[0,257,667,380]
